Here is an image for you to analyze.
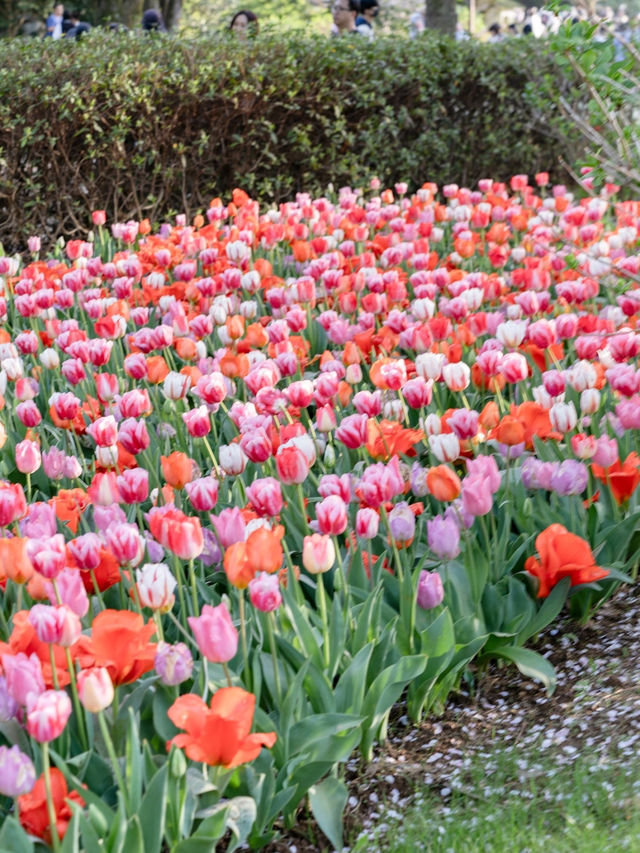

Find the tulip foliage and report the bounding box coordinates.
[0,173,638,850]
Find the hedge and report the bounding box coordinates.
[0,31,580,249]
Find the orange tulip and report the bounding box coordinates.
[525,524,608,598]
[49,489,89,535]
[161,452,194,489]
[426,466,461,502]
[0,537,34,584]
[365,419,425,461]
[509,402,555,449]
[592,452,640,504]
[174,337,198,361]
[146,356,170,384]
[76,609,156,685]
[245,526,284,575]
[494,416,525,446]
[168,687,276,767]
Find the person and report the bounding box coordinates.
[331,0,364,36]
[409,11,425,38]
[229,10,259,39]
[45,3,64,39]
[355,0,379,39]
[63,10,91,39]
[142,9,167,32]
[488,22,504,42]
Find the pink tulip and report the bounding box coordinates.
[15,440,41,474]
[45,568,89,618]
[316,495,348,536]
[28,604,81,647]
[2,652,45,707]
[136,563,177,612]
[248,572,282,612]
[356,508,379,540]
[67,533,102,571]
[27,534,66,579]
[188,603,238,663]
[246,477,283,517]
[27,690,72,742]
[302,534,335,575]
[117,468,149,504]
[185,477,219,512]
[117,418,150,455]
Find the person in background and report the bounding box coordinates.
[355,0,379,38]
[45,3,64,39]
[142,9,167,32]
[488,22,504,41]
[63,10,91,38]
[409,10,425,38]
[230,10,259,39]
[331,0,360,36]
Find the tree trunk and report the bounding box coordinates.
[425,0,457,36]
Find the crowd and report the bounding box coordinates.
[28,1,640,43]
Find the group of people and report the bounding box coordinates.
[485,3,640,42]
[37,1,640,44]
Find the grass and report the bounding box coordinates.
[351,739,640,852]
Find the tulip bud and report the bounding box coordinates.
[26,690,72,742]
[417,570,444,610]
[155,642,193,686]
[77,667,114,713]
[136,563,177,612]
[188,603,238,663]
[302,534,335,574]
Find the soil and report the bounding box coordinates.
[263,583,640,852]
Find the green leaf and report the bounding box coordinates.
[226,796,258,852]
[333,642,374,714]
[289,713,363,760]
[0,817,34,853]
[309,776,348,851]
[126,707,142,814]
[516,576,570,645]
[122,815,144,853]
[361,655,426,757]
[153,689,179,741]
[59,809,80,853]
[139,765,168,853]
[492,645,557,696]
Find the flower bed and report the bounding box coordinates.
[0,174,638,850]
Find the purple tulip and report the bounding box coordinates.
[388,502,416,545]
[0,745,36,797]
[155,642,194,686]
[417,570,444,610]
[550,460,588,496]
[427,514,460,560]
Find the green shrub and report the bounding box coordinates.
[0,31,580,248]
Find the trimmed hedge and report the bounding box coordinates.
[0,31,580,248]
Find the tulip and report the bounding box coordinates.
[426,465,461,502]
[27,534,67,579]
[426,515,460,560]
[117,468,149,504]
[154,642,194,686]
[355,508,379,540]
[316,494,348,536]
[87,416,118,447]
[136,562,177,612]
[461,474,493,516]
[0,745,36,797]
[77,667,114,713]
[44,568,89,618]
[182,406,211,438]
[417,570,445,609]
[26,690,72,742]
[248,572,282,612]
[275,445,310,485]
[161,452,194,490]
[388,502,416,546]
[28,604,81,647]
[147,506,204,560]
[117,418,150,455]
[163,371,191,400]
[67,532,102,571]
[219,444,247,476]
[15,440,41,475]
[442,361,470,392]
[185,476,219,512]
[188,603,238,664]
[106,523,145,567]
[302,534,335,574]
[428,433,460,464]
[549,401,577,433]
[2,652,45,707]
[246,477,283,517]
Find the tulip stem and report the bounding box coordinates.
[153,611,165,641]
[380,506,404,583]
[188,559,199,617]
[65,648,89,751]
[173,554,189,630]
[315,574,330,671]
[266,613,282,702]
[42,742,61,853]
[98,710,129,812]
[202,436,221,478]
[238,591,250,688]
[296,484,307,529]
[222,662,233,688]
[167,610,198,648]
[48,644,60,691]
